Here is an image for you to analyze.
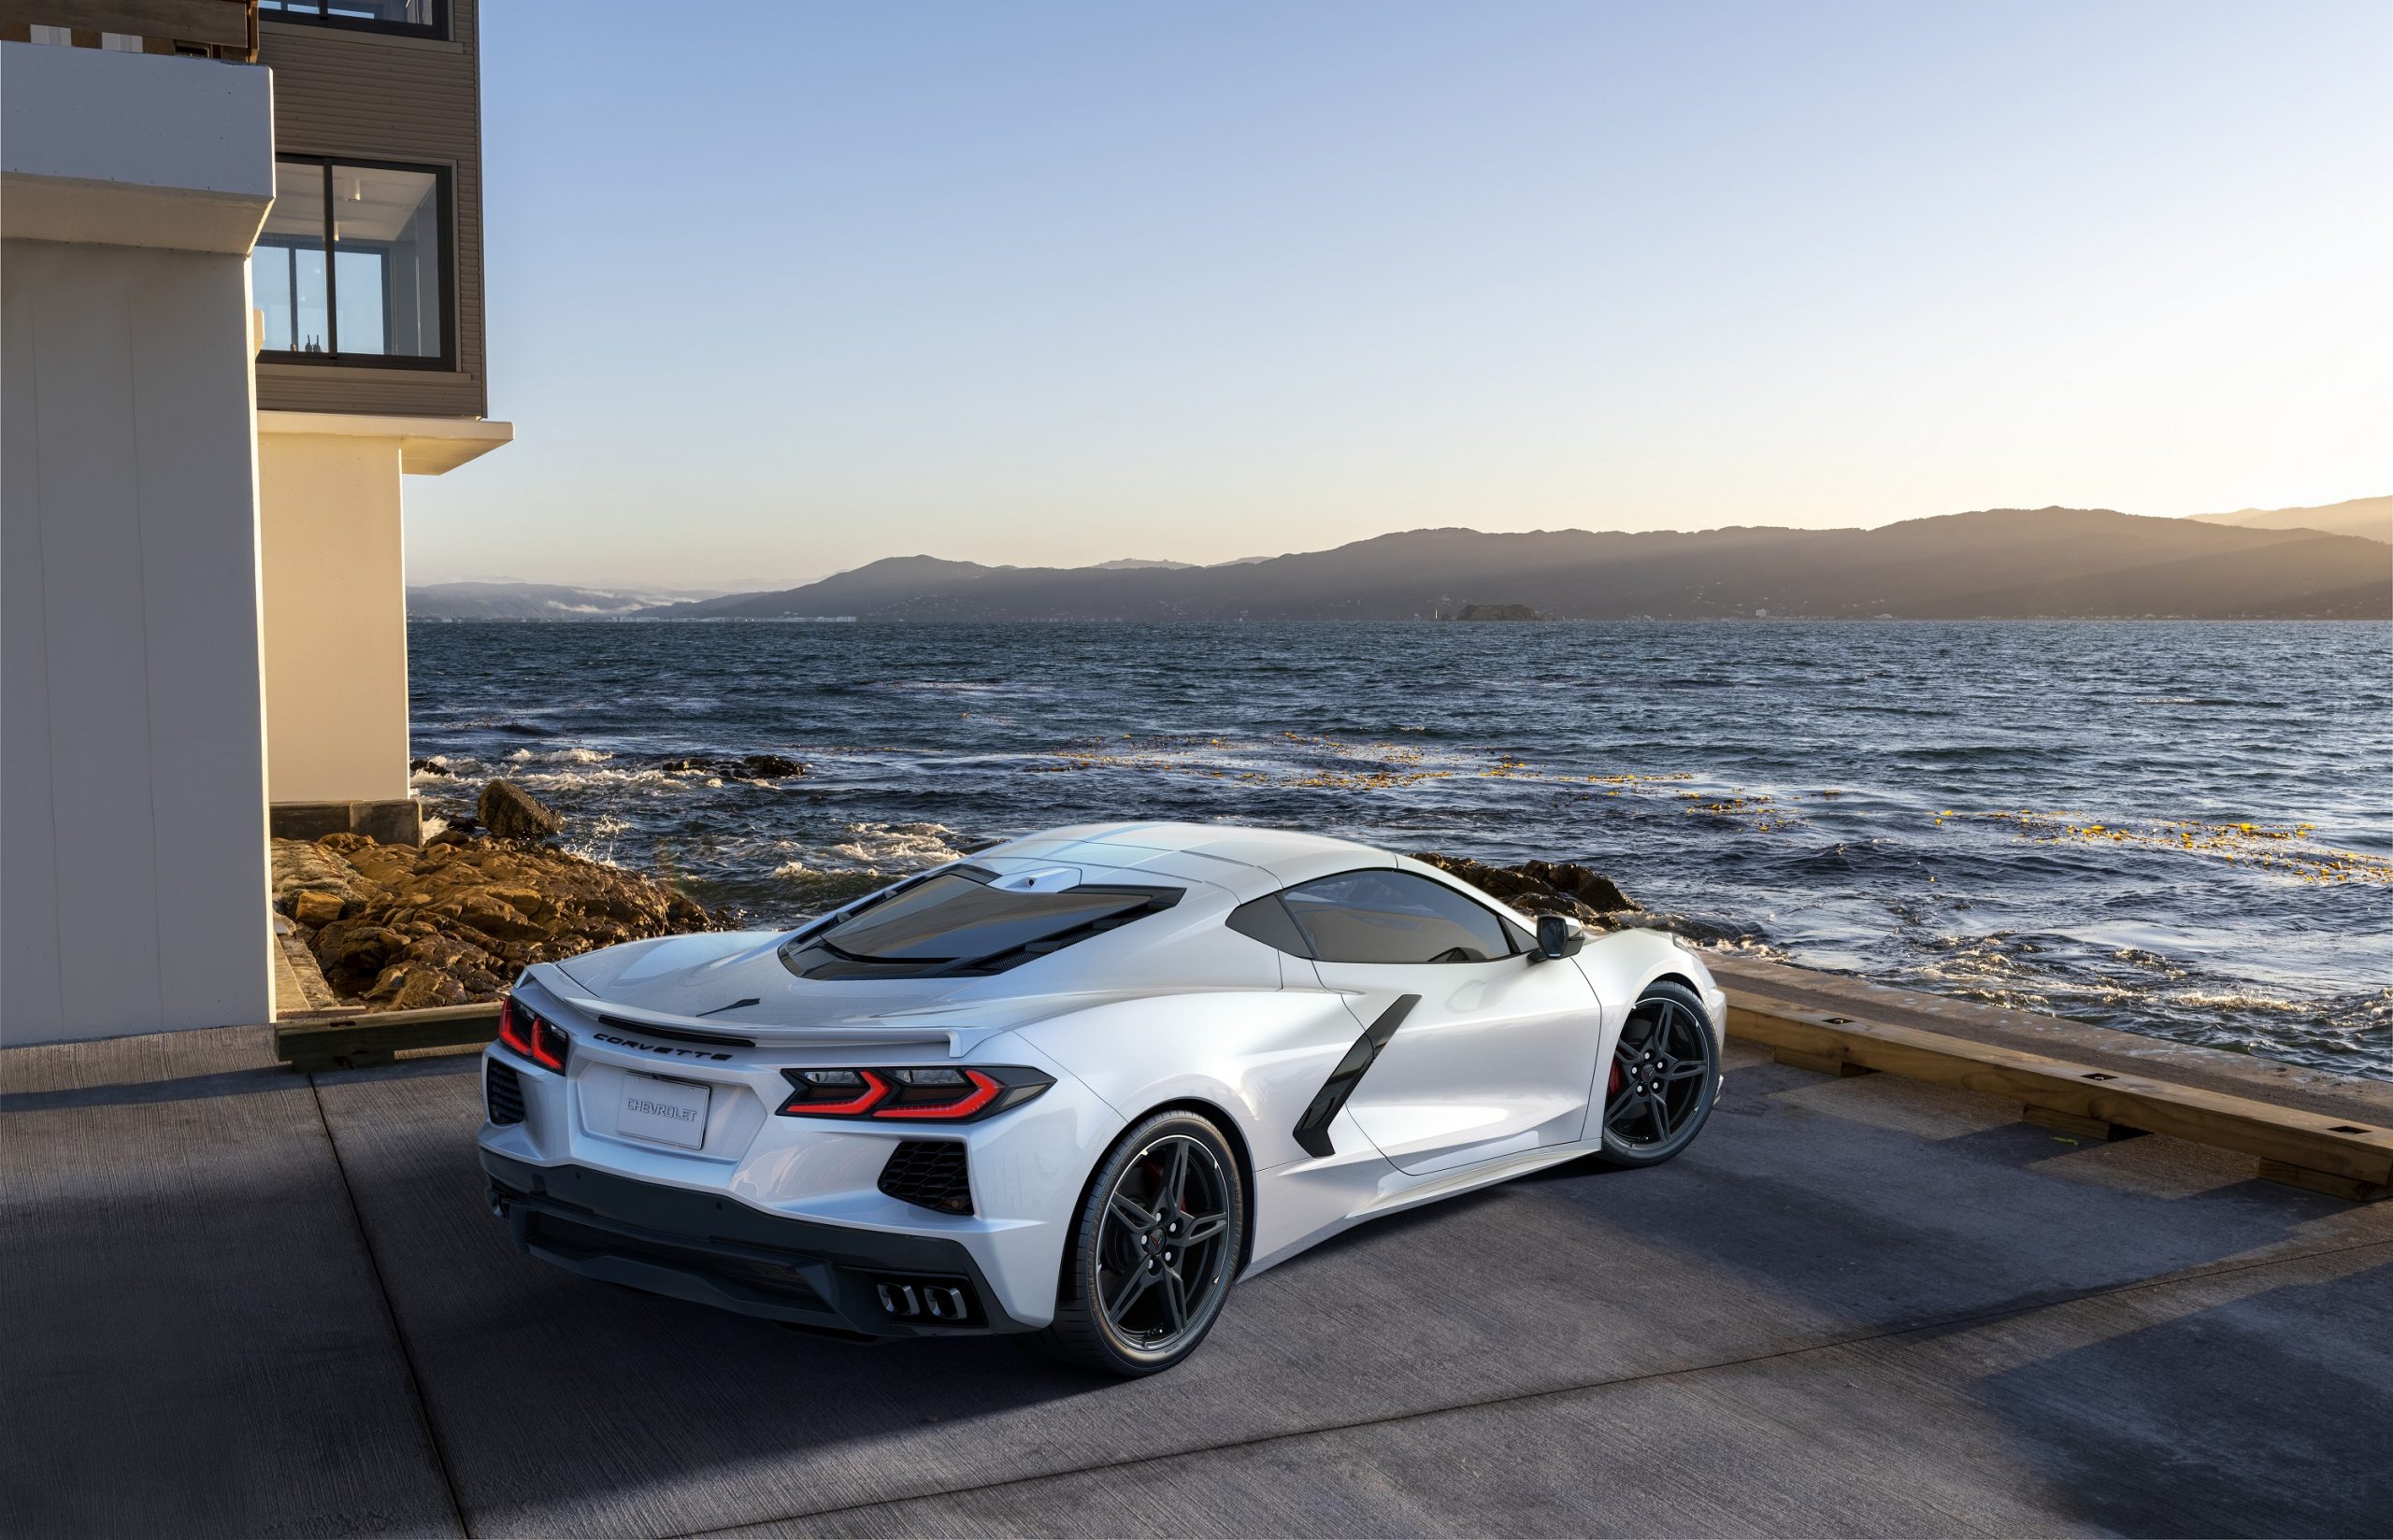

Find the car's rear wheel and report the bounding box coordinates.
[1032,1108,1246,1376]
[1595,980,1720,1167]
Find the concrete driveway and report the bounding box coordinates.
[5,1028,2387,1537]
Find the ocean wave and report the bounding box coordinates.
[506,766,683,791]
[861,679,1022,697]
[762,821,968,907]
[408,754,465,787]
[772,820,967,878]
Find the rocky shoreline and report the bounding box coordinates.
[272,780,1643,1012]
[272,779,724,1011]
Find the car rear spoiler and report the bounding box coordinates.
[554,995,994,1057]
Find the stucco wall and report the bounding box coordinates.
[2,237,275,1042]
[257,433,412,804]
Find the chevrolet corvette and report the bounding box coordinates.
[479,821,1727,1375]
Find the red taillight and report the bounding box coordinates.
[779,1069,890,1117]
[497,996,569,1071]
[497,997,534,1057]
[775,1065,1052,1121]
[876,1069,1002,1120]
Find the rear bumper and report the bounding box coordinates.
[480,1152,1034,1340]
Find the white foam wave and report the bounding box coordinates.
[878,680,1009,695]
[507,766,681,791]
[771,821,966,881]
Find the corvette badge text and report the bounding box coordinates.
[594,1030,735,1062]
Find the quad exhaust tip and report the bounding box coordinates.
[876,1279,972,1321]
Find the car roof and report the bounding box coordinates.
[978,821,1397,899]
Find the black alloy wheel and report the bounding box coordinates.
[1033,1108,1246,1376]
[1596,979,1721,1167]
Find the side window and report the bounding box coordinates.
[1226,893,1312,956]
[1281,870,1516,964]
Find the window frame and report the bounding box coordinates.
[257,155,455,371]
[258,0,449,42]
[1269,867,1528,966]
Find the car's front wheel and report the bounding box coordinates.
[1032,1108,1246,1376]
[1595,979,1721,1167]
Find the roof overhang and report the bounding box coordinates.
[1,42,274,255]
[257,410,515,475]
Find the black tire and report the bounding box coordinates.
[1030,1108,1247,1376]
[1594,980,1721,1168]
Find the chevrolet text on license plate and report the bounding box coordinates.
[620,1073,710,1149]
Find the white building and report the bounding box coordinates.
[3,1,509,1044]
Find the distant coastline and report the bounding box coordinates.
[413,503,2392,624]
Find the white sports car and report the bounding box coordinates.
[479,822,1727,1375]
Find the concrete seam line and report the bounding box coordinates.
[671,1234,2392,1539]
[308,1073,475,1538]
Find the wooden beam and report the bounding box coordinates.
[2024,1105,2146,1143]
[1772,1047,1875,1078]
[274,1002,501,1074]
[0,0,251,50]
[1727,990,2392,1198]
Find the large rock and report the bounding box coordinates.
[312,919,410,982]
[477,778,563,839]
[657,752,807,779]
[365,961,470,1012]
[270,838,379,920]
[290,889,346,928]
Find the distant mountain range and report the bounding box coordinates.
[2187,494,2391,545]
[408,504,2391,622]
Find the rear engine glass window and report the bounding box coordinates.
[781,868,1180,978]
[1282,870,1515,965]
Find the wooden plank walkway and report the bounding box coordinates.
[1723,981,2391,1201]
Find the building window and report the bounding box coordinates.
[256,159,450,366]
[259,0,445,39]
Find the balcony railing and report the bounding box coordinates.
[0,0,257,62]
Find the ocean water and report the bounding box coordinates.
[408,620,2393,1076]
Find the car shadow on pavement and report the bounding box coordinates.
[309,1047,2385,1535]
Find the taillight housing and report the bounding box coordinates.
[496,996,569,1072]
[777,1065,1052,1122]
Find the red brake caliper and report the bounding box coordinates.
[1608,1060,1624,1098]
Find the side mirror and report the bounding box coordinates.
[1533,913,1586,961]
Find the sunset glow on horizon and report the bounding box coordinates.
[408,1,2392,590]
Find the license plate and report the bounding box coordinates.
[619,1073,710,1150]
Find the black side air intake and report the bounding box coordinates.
[878,1140,973,1215]
[1292,994,1419,1158]
[486,1060,526,1125]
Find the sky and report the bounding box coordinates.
[405,1,2393,592]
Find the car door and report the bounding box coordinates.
[1280,869,1603,1176]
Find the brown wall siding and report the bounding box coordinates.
[255,0,486,420]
